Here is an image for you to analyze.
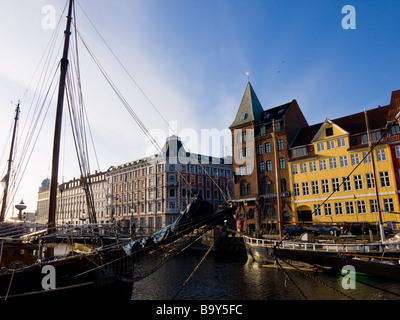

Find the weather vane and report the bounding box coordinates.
[245,71,250,81]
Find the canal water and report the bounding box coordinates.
[131,249,400,301]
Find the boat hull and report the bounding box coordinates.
[244,235,400,280]
[0,252,133,301]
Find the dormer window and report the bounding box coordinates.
[325,127,333,137]
[241,113,248,120]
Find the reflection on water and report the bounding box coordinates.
[131,250,400,300]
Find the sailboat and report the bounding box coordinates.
[243,108,400,280]
[0,0,236,300]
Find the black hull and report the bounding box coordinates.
[244,237,400,281]
[0,252,133,301]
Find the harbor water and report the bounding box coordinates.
[131,249,400,301]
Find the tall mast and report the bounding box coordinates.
[0,102,20,222]
[364,109,385,242]
[47,0,74,235]
[271,119,283,239]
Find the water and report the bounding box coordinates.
[131,250,400,301]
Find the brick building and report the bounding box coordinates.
[229,82,308,236]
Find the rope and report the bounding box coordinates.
[5,269,15,300]
[276,257,355,300]
[274,257,308,300]
[172,236,217,300]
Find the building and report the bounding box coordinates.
[37,136,233,232]
[36,171,107,226]
[229,82,308,235]
[289,90,400,228]
[106,135,233,234]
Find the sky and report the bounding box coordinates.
[0,0,399,217]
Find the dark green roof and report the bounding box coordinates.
[230,82,264,128]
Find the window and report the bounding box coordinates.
[343,177,351,191]
[329,158,337,169]
[292,164,298,175]
[356,200,366,214]
[281,178,287,192]
[246,184,252,195]
[261,182,267,194]
[311,181,319,195]
[314,204,321,216]
[241,113,248,120]
[383,198,394,212]
[317,143,325,152]
[245,147,251,158]
[300,163,307,174]
[292,147,307,157]
[309,161,317,172]
[324,203,332,216]
[369,199,377,213]
[259,161,265,173]
[366,173,375,189]
[337,138,346,147]
[390,124,400,136]
[265,143,271,153]
[278,139,284,150]
[279,158,285,169]
[258,144,264,155]
[266,160,272,172]
[302,182,309,196]
[334,203,343,215]
[340,156,348,167]
[345,201,354,215]
[246,164,252,175]
[395,145,400,158]
[239,166,245,176]
[326,127,334,137]
[379,171,390,187]
[293,183,300,197]
[240,184,246,196]
[351,154,359,166]
[362,152,371,164]
[354,175,363,190]
[371,131,381,142]
[332,178,340,192]
[319,159,327,171]
[376,149,386,162]
[327,140,335,150]
[321,179,329,193]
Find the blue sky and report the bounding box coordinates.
[0,0,399,215]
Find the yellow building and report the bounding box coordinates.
[288,97,400,228]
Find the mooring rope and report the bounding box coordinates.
[276,257,355,300]
[172,236,218,300]
[274,257,308,300]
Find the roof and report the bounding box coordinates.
[259,102,292,124]
[290,102,399,148]
[230,82,264,128]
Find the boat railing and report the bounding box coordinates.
[244,236,386,253]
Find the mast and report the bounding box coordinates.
[47,0,74,235]
[0,102,20,222]
[271,119,283,239]
[364,109,385,242]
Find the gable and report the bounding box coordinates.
[311,119,349,142]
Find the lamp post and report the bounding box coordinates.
[15,199,27,221]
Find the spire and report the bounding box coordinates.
[230,82,264,128]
